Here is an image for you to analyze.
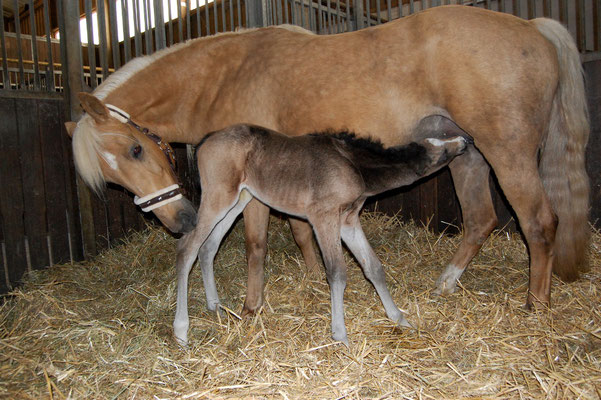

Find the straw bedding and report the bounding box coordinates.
[1,212,600,399]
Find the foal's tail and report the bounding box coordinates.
[532,18,590,281]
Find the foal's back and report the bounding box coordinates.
[197,125,366,217]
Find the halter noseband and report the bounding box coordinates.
[106,104,183,212]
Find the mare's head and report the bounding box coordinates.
[66,93,197,233]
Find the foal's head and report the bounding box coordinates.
[66,93,197,233]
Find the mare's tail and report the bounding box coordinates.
[532,18,590,281]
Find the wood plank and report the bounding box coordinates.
[91,193,110,254]
[16,98,49,270]
[436,168,461,234]
[106,184,127,245]
[0,97,26,284]
[418,174,438,229]
[59,101,84,262]
[38,99,71,265]
[585,59,601,229]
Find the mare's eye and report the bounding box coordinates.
[131,144,143,159]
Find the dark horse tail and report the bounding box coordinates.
[533,18,590,281]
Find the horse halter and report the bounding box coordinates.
[106,104,183,212]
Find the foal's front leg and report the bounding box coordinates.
[173,190,253,346]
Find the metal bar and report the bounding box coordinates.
[237,0,242,28]
[167,0,174,43]
[326,0,332,32]
[309,0,315,31]
[214,0,219,32]
[186,0,192,38]
[205,0,211,34]
[336,0,341,32]
[122,0,132,62]
[375,0,380,24]
[28,0,40,90]
[109,0,121,69]
[386,0,391,22]
[143,0,152,54]
[44,0,56,91]
[12,0,25,88]
[365,0,370,27]
[56,0,66,91]
[284,0,290,23]
[301,0,306,28]
[347,0,352,30]
[85,0,97,88]
[0,0,11,89]
[97,0,110,77]
[221,0,227,28]
[133,0,143,57]
[276,0,282,24]
[155,0,167,49]
[317,0,323,31]
[197,0,203,35]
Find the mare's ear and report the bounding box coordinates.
[65,122,77,137]
[78,92,110,123]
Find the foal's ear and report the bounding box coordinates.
[78,92,110,123]
[64,122,77,137]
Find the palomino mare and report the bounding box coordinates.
[174,124,469,345]
[67,6,589,312]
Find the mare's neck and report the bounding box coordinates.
[100,36,245,144]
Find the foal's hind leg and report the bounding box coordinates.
[241,199,270,316]
[341,212,411,328]
[311,214,349,345]
[289,218,321,275]
[434,145,498,295]
[242,201,321,316]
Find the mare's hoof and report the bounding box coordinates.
[433,278,458,296]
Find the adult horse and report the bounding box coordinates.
[67,5,589,311]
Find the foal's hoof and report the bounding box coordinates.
[332,333,349,347]
[174,335,189,350]
[397,315,414,329]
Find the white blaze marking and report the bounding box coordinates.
[102,151,118,170]
[425,137,465,147]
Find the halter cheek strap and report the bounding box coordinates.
[105,104,182,213]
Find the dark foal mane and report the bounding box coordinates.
[319,132,427,165]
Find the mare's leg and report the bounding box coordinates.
[242,199,270,316]
[311,214,349,345]
[485,147,557,307]
[340,213,411,328]
[434,145,498,295]
[288,217,321,274]
[173,189,252,346]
